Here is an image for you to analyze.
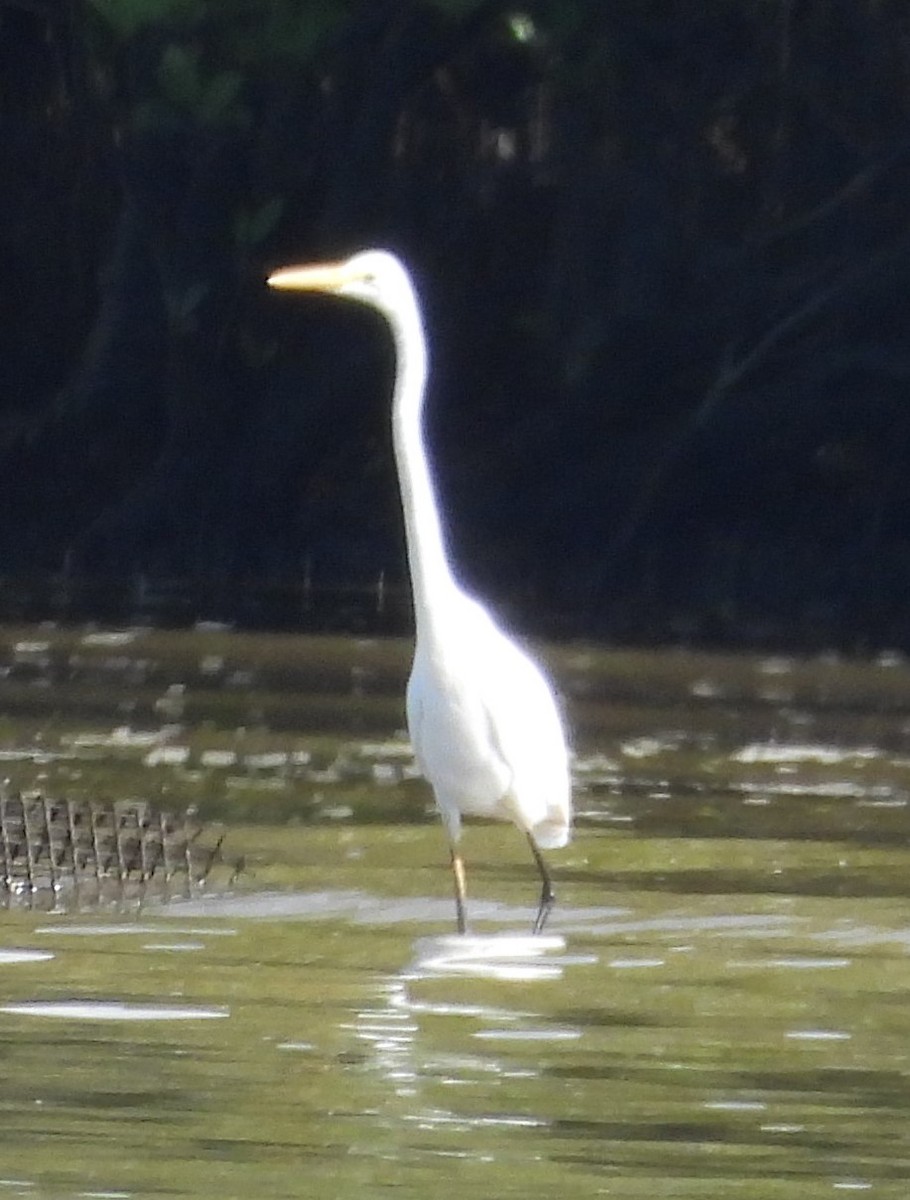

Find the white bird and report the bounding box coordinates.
[268,249,571,933]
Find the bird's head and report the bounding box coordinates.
[268,249,413,318]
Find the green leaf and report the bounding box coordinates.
[245,197,285,247]
[165,280,209,328]
[157,43,202,111]
[237,0,353,66]
[88,0,197,40]
[199,70,245,125]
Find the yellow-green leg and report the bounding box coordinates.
[450,848,468,934]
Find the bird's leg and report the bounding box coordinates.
[527,835,555,935]
[450,847,468,935]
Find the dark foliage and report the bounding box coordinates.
[4,0,910,648]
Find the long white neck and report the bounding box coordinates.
[387,290,459,643]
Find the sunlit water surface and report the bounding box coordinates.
[0,628,909,1198]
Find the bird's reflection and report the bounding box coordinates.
[349,930,588,1124]
[404,932,568,982]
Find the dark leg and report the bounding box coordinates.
[450,847,468,934]
[527,834,555,934]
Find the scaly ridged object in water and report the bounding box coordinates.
[0,791,231,910]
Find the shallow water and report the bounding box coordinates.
[0,628,909,1197]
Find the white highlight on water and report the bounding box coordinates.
[0,949,53,964]
[0,1001,229,1021]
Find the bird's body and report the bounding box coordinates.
[268,249,571,932]
[407,592,570,850]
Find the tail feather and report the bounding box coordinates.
[530,815,571,851]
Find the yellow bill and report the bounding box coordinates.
[267,261,348,293]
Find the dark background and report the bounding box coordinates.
[4,0,910,648]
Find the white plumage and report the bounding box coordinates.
[269,250,571,932]
[408,593,570,849]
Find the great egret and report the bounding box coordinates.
[268,250,571,933]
